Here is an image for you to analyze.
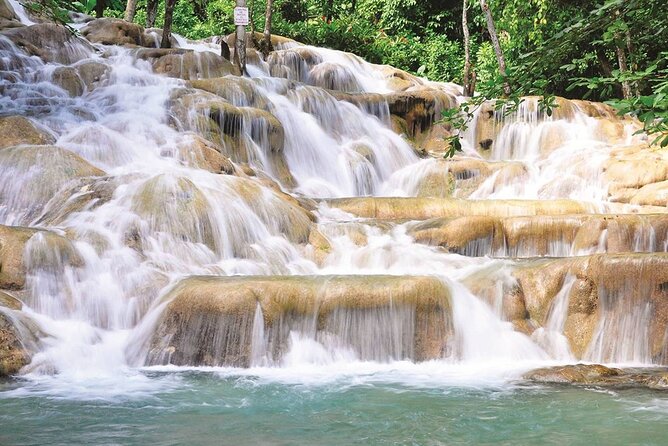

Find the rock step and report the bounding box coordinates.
[408,213,668,258]
[466,252,668,363]
[146,275,452,367]
[323,197,656,221]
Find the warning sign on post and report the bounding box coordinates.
[234,7,249,26]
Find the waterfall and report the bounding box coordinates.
[0,4,665,394]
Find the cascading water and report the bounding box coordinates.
[0,5,666,411]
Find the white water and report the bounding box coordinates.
[0,5,663,397]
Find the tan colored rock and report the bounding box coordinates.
[176,133,235,174]
[226,31,298,53]
[0,0,18,23]
[190,77,270,110]
[81,18,146,47]
[0,116,54,149]
[52,66,84,97]
[0,298,42,377]
[525,364,668,389]
[132,174,218,252]
[326,197,596,221]
[1,23,93,64]
[514,254,668,361]
[0,145,106,222]
[523,363,620,384]
[0,290,21,310]
[135,48,240,80]
[410,213,668,258]
[75,60,110,91]
[630,181,668,207]
[147,275,452,367]
[0,225,80,290]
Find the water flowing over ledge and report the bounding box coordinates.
[0,3,666,406]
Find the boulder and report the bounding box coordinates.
[0,116,55,149]
[0,0,18,23]
[142,28,177,48]
[147,275,451,367]
[523,363,621,384]
[190,77,271,109]
[226,31,299,52]
[132,174,219,252]
[1,23,93,64]
[514,253,668,362]
[524,364,668,390]
[0,291,42,377]
[0,145,106,223]
[74,60,111,91]
[81,18,146,47]
[135,48,240,80]
[0,225,80,290]
[51,66,84,97]
[170,87,293,186]
[176,133,236,174]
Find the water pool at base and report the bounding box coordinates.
[2,370,667,446]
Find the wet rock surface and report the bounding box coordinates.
[148,275,452,367]
[523,363,668,390]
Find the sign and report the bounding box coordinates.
[234,7,249,26]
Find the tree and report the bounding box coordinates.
[95,0,104,18]
[479,0,510,96]
[124,0,138,22]
[161,0,178,48]
[146,0,158,28]
[235,0,248,75]
[462,0,474,96]
[262,0,274,58]
[612,9,632,99]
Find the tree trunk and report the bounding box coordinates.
[146,0,158,28]
[161,0,177,49]
[249,0,256,46]
[189,0,208,21]
[625,24,639,96]
[262,0,274,58]
[325,0,334,22]
[95,0,105,18]
[124,0,138,22]
[479,0,510,96]
[235,0,248,75]
[462,0,474,97]
[615,43,632,99]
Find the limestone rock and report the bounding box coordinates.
[81,18,146,47]
[147,275,452,367]
[0,145,106,223]
[176,133,236,174]
[523,363,621,384]
[134,48,240,80]
[326,197,595,220]
[0,225,80,290]
[0,116,55,149]
[524,364,668,390]
[51,66,84,97]
[0,0,18,23]
[74,60,110,91]
[0,294,41,377]
[1,23,93,64]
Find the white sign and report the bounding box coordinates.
[234,7,249,26]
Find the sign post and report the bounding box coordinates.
[234,1,248,75]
